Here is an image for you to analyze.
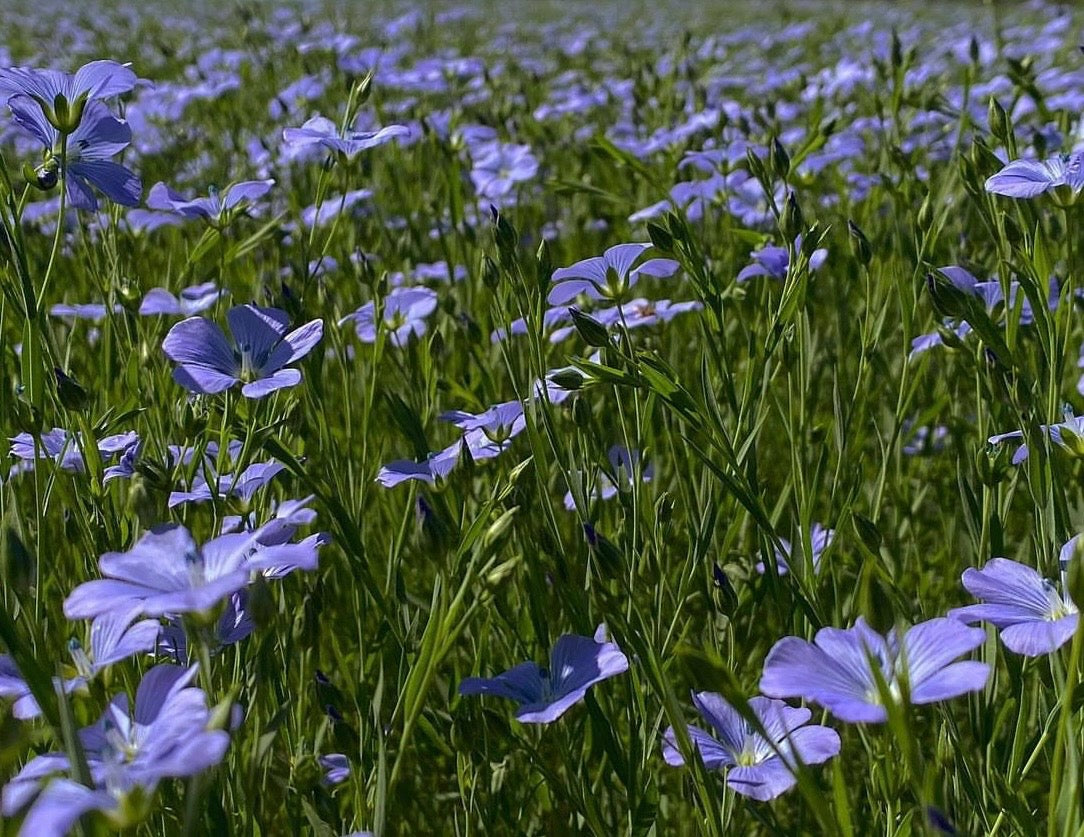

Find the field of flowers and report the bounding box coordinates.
[3,0,1084,833]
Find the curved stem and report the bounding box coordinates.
[36,134,68,311]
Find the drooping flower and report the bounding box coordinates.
[458,625,629,723]
[662,693,840,801]
[339,287,438,347]
[146,179,274,224]
[12,607,160,719]
[736,236,827,282]
[987,414,1084,464]
[6,98,141,210]
[167,460,285,508]
[2,666,229,833]
[220,495,319,545]
[564,446,654,511]
[949,547,1079,656]
[64,523,325,620]
[158,591,253,665]
[139,282,223,316]
[282,115,408,157]
[319,754,351,786]
[756,522,834,575]
[548,243,678,305]
[759,617,990,723]
[162,304,323,399]
[985,151,1084,199]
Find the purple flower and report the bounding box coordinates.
[146,179,274,223]
[319,754,351,786]
[987,414,1084,464]
[612,298,702,329]
[548,243,678,306]
[139,282,223,316]
[0,60,137,120]
[662,693,840,801]
[469,142,538,202]
[299,188,372,228]
[167,460,285,508]
[13,607,160,720]
[458,625,629,723]
[441,400,526,440]
[491,306,572,343]
[985,152,1084,199]
[159,591,254,665]
[282,115,408,157]
[737,237,827,282]
[162,304,323,399]
[759,617,990,723]
[6,97,141,210]
[756,522,834,575]
[564,446,654,511]
[221,495,318,545]
[949,551,1078,656]
[63,523,325,620]
[902,424,948,456]
[49,302,120,321]
[339,287,438,347]
[2,665,229,832]
[375,443,461,488]
[9,429,138,477]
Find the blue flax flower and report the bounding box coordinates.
[282,115,408,157]
[139,282,222,317]
[759,617,989,723]
[985,151,1084,199]
[2,665,228,834]
[320,754,351,786]
[949,541,1079,656]
[339,287,438,347]
[159,591,253,665]
[146,179,274,224]
[469,141,539,203]
[458,625,629,723]
[987,413,1084,464]
[662,693,840,801]
[548,243,678,305]
[6,97,140,210]
[756,522,834,575]
[564,446,654,511]
[0,60,136,129]
[162,304,323,398]
[11,606,159,720]
[9,429,138,479]
[64,523,325,620]
[736,236,827,282]
[167,460,285,508]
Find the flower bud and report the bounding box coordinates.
[925,272,971,320]
[647,221,673,254]
[987,97,1010,143]
[548,368,584,391]
[569,307,611,347]
[1068,544,1084,612]
[781,192,805,240]
[770,136,791,180]
[847,220,873,266]
[54,367,89,412]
